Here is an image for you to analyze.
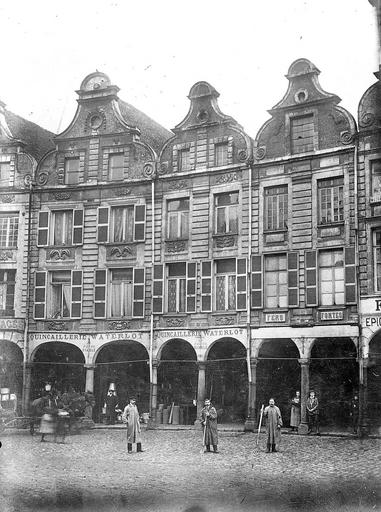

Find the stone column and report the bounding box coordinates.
[195,362,207,424]
[84,364,96,393]
[22,363,33,415]
[244,358,258,431]
[151,360,158,413]
[298,358,310,434]
[359,357,369,437]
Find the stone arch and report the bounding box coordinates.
[309,337,358,427]
[0,340,24,412]
[31,342,86,398]
[367,330,381,429]
[256,339,301,421]
[205,337,248,422]
[94,340,150,419]
[156,338,198,425]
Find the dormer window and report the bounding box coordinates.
[109,154,124,181]
[0,161,11,187]
[64,158,80,185]
[290,114,314,154]
[178,149,190,172]
[214,143,228,166]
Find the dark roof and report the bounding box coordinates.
[118,99,173,154]
[5,110,55,160]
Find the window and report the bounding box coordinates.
[97,205,146,243]
[0,162,11,187]
[264,254,288,308]
[0,213,18,247]
[178,149,190,172]
[37,209,84,246]
[109,154,124,181]
[93,268,145,318]
[373,230,381,292]
[215,259,236,311]
[167,263,186,313]
[167,198,189,240]
[318,177,344,224]
[110,268,133,317]
[371,160,381,199]
[64,158,80,185]
[49,271,71,318]
[291,114,314,154]
[264,186,288,231]
[215,192,238,234]
[319,249,344,306]
[0,270,15,314]
[34,270,82,319]
[214,143,228,166]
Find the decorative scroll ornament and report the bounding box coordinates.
[340,131,354,145]
[119,188,131,196]
[53,192,71,200]
[143,163,155,178]
[237,149,248,162]
[165,240,187,253]
[49,249,72,260]
[0,250,13,261]
[214,235,236,248]
[255,146,266,160]
[166,317,186,328]
[1,194,15,203]
[108,320,131,330]
[214,316,236,326]
[215,173,239,185]
[359,112,375,128]
[159,162,168,175]
[168,180,188,191]
[24,174,32,187]
[109,245,135,258]
[36,172,49,186]
[48,321,69,331]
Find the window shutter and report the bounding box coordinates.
[152,264,164,314]
[305,250,317,306]
[37,211,49,246]
[251,255,263,309]
[344,246,356,304]
[236,258,247,311]
[34,271,47,319]
[73,210,84,245]
[71,270,83,318]
[133,267,145,318]
[94,269,107,318]
[287,252,299,308]
[134,204,146,241]
[186,262,197,313]
[97,207,109,243]
[201,261,212,312]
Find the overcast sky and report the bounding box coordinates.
[0,0,378,140]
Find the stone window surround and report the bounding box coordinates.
[172,142,196,173]
[208,136,234,168]
[102,146,129,182]
[57,151,86,185]
[285,108,319,156]
[0,154,16,188]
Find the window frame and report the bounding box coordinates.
[64,157,80,185]
[166,198,190,240]
[290,113,315,154]
[214,192,239,235]
[0,269,16,314]
[264,185,288,231]
[108,153,125,181]
[263,253,288,309]
[0,212,19,248]
[318,248,345,307]
[317,177,344,225]
[373,229,381,293]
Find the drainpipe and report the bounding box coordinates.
[149,168,156,418]
[22,160,35,415]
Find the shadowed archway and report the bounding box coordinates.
[368,332,381,429]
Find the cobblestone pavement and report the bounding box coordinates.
[1,429,381,512]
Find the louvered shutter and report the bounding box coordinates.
[37,211,49,246]
[201,261,212,312]
[186,262,197,313]
[133,267,145,318]
[305,250,318,306]
[236,258,247,311]
[287,252,299,308]
[251,255,263,308]
[71,270,83,318]
[345,247,356,304]
[94,269,107,318]
[134,205,146,241]
[34,271,47,319]
[152,264,164,314]
[73,210,84,245]
[97,207,109,243]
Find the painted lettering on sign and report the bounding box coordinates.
[265,313,286,323]
[375,299,381,312]
[0,318,24,330]
[320,311,344,321]
[365,316,381,328]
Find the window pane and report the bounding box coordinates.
[215,143,228,166]
[168,280,177,312]
[109,154,124,181]
[216,276,225,310]
[0,214,19,247]
[179,279,186,312]
[65,158,80,185]
[112,207,133,242]
[216,207,226,233]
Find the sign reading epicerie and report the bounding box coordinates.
[361,298,381,328]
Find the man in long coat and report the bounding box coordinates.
[122,397,143,453]
[105,390,118,425]
[306,390,320,435]
[264,398,283,452]
[200,398,218,453]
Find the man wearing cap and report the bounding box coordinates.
[200,398,219,453]
[264,398,283,453]
[105,389,118,425]
[122,397,143,453]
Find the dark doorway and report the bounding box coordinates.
[206,338,247,423]
[31,342,85,398]
[257,339,300,425]
[0,341,23,414]
[94,340,149,420]
[310,338,358,427]
[368,333,381,430]
[158,338,197,424]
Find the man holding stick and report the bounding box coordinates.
[264,398,283,453]
[122,397,143,454]
[200,398,218,453]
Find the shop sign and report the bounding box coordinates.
[364,316,381,328]
[265,313,286,323]
[320,311,343,321]
[0,318,24,331]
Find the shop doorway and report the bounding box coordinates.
[368,332,381,430]
[257,339,300,424]
[310,337,358,427]
[206,338,247,423]
[0,340,23,414]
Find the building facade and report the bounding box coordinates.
[3,59,381,431]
